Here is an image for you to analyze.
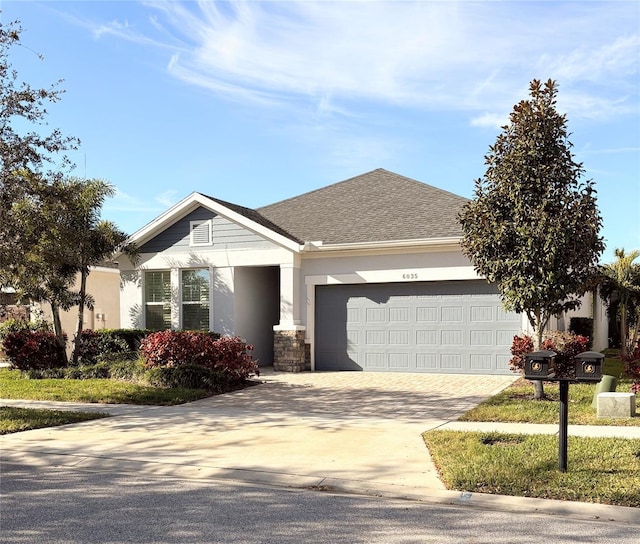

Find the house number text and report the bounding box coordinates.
[402,273,418,280]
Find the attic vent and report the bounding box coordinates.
[190,220,212,246]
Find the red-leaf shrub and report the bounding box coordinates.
[621,346,640,393]
[140,331,259,383]
[140,331,214,368]
[508,335,534,373]
[3,330,67,371]
[509,331,590,379]
[209,336,258,383]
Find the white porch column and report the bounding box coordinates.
[273,261,307,372]
[276,262,302,328]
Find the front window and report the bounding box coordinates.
[145,271,171,330]
[181,269,210,330]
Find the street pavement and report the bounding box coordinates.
[1,369,639,526]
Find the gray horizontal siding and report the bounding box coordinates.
[139,207,277,254]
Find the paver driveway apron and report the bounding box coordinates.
[0,371,516,492]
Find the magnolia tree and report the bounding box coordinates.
[459,79,604,399]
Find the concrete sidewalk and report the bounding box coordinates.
[1,371,639,524]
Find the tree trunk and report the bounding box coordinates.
[71,267,88,365]
[630,308,640,353]
[50,302,69,366]
[620,301,628,357]
[532,317,546,400]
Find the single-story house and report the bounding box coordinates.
[119,169,607,374]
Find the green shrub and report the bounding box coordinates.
[0,318,52,341]
[106,358,146,380]
[144,364,229,390]
[24,359,146,382]
[75,329,138,365]
[25,367,66,379]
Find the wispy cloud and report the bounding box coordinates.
[105,188,165,214]
[155,189,178,208]
[470,113,509,129]
[74,1,640,125]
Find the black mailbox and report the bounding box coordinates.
[574,351,604,382]
[524,350,557,380]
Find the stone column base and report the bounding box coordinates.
[273,329,309,372]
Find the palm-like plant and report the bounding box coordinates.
[599,248,640,356]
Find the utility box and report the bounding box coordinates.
[524,350,557,380]
[575,351,604,383]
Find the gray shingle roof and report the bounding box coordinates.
[256,169,468,245]
[199,194,303,243]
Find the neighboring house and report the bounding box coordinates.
[119,169,606,374]
[39,263,122,337]
[0,289,29,323]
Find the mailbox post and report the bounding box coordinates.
[524,350,604,472]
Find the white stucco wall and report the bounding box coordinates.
[119,247,294,335]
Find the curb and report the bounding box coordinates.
[2,451,638,526]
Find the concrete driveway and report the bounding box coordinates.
[1,370,517,496]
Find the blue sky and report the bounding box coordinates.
[4,0,639,262]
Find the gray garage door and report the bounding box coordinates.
[315,281,521,374]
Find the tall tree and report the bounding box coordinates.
[459,79,604,399]
[8,175,82,362]
[599,248,640,356]
[63,178,137,364]
[0,18,79,292]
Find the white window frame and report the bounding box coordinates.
[144,270,172,330]
[180,268,211,331]
[190,220,212,247]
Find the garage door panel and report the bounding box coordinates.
[389,352,410,369]
[417,352,438,369]
[470,330,494,346]
[389,330,409,345]
[441,306,463,321]
[496,329,517,346]
[470,353,493,370]
[315,281,521,374]
[441,353,463,369]
[417,307,438,321]
[470,306,493,321]
[416,329,437,345]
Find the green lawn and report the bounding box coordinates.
[424,367,640,507]
[0,406,109,434]
[423,430,640,507]
[460,378,640,426]
[0,368,211,405]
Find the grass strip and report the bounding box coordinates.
[423,430,640,507]
[0,406,109,435]
[0,368,210,405]
[460,378,639,426]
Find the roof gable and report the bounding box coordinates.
[257,169,468,245]
[127,193,302,252]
